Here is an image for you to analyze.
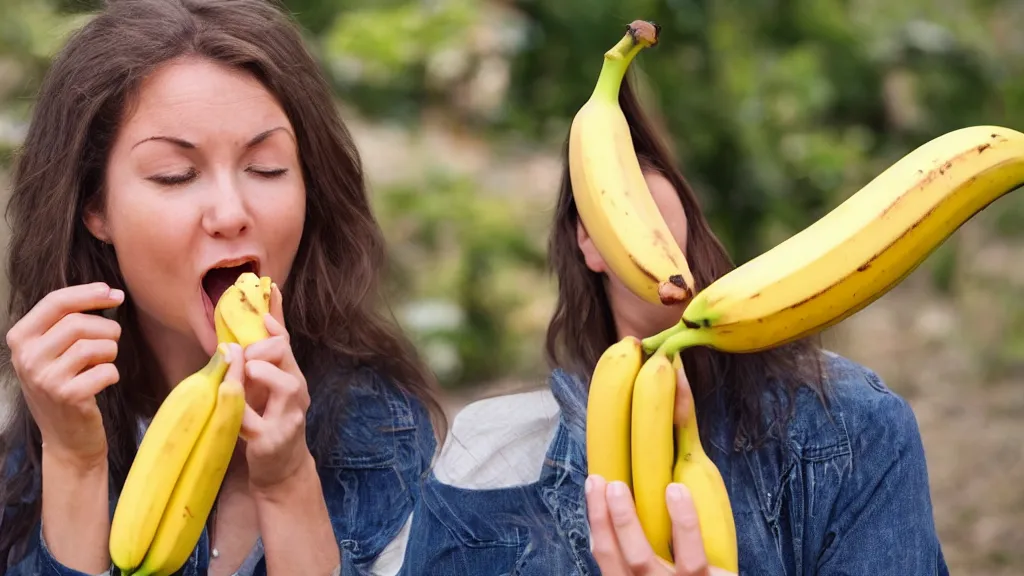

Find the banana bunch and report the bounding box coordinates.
[587,339,738,570]
[642,125,1024,356]
[110,272,273,576]
[568,20,695,306]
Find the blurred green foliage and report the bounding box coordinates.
[372,172,549,388]
[1,0,1023,387]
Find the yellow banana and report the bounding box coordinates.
[215,272,273,347]
[629,352,676,563]
[671,352,738,572]
[643,125,1024,355]
[111,272,274,574]
[109,349,230,573]
[586,336,644,489]
[133,376,247,576]
[569,20,695,306]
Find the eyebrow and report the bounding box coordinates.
[131,126,293,150]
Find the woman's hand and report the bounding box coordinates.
[584,362,737,576]
[586,476,735,576]
[232,284,340,574]
[6,282,124,469]
[238,282,313,494]
[6,282,123,572]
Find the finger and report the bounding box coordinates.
[239,402,265,442]
[674,363,695,428]
[49,338,119,383]
[20,313,121,370]
[245,359,308,419]
[606,481,670,575]
[666,484,710,576]
[268,282,285,331]
[243,334,290,367]
[62,363,120,403]
[9,284,123,343]
[586,475,630,575]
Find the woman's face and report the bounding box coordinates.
[86,56,306,361]
[577,170,690,338]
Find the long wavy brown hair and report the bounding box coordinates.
[545,70,825,451]
[0,0,445,564]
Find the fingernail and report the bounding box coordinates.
[584,476,594,494]
[109,288,124,303]
[608,481,627,498]
[666,483,684,501]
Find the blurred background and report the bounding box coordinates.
[2,0,1023,573]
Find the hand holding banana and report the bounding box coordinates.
[587,339,738,573]
[109,272,286,576]
[587,354,737,576]
[236,279,313,494]
[586,475,737,576]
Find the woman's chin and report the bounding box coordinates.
[195,322,221,358]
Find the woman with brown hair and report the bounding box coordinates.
[552,76,951,574]
[0,1,443,575]
[402,73,951,575]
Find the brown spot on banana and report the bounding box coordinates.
[239,293,260,315]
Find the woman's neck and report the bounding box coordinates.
[606,277,686,341]
[135,311,211,390]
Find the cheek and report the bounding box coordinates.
[254,183,306,283]
[644,174,689,253]
[105,191,199,326]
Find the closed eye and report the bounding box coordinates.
[147,168,197,186]
[248,167,288,179]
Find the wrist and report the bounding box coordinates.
[250,451,318,506]
[42,443,108,477]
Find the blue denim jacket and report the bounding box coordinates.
[403,351,950,575]
[2,367,438,576]
[6,352,949,575]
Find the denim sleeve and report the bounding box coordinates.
[5,523,112,576]
[816,374,948,575]
[311,367,437,572]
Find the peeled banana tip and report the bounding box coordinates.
[658,281,690,305]
[626,20,660,47]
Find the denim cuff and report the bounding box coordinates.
[37,522,113,576]
[338,548,370,576]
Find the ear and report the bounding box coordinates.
[576,219,606,273]
[83,203,111,244]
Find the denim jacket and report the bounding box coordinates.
[403,351,950,575]
[2,367,438,576]
[6,351,949,575]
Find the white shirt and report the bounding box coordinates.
[372,389,562,575]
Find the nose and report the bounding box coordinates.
[201,174,253,239]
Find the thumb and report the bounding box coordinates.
[674,359,695,428]
[223,343,245,385]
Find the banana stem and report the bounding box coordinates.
[654,326,705,358]
[641,321,686,354]
[592,20,661,102]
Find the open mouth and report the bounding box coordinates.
[202,259,260,309]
